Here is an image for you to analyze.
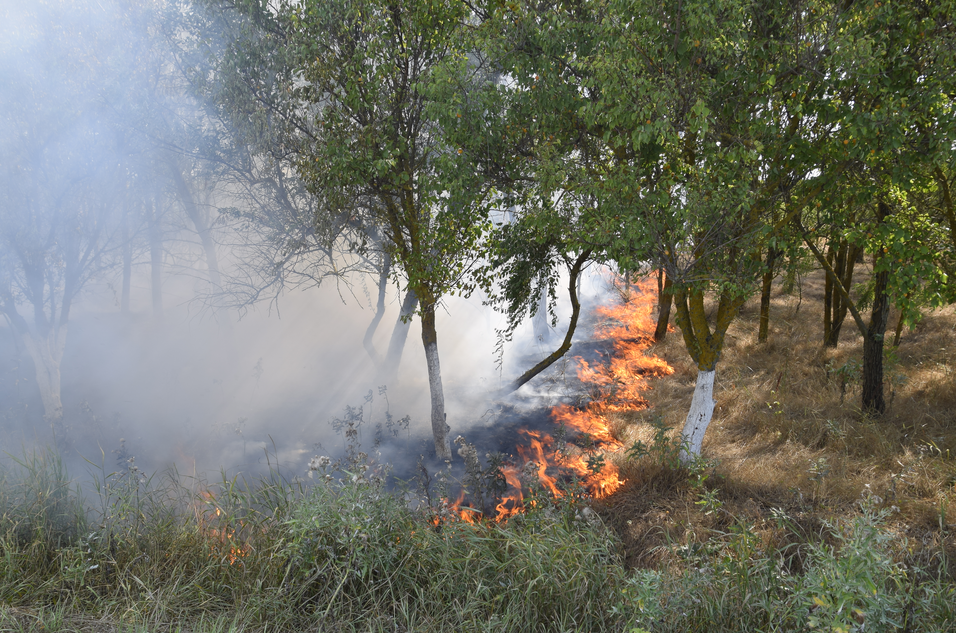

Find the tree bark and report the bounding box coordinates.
[934,167,956,250]
[419,296,451,461]
[147,197,164,321]
[169,165,223,291]
[673,286,743,464]
[823,239,862,347]
[758,247,779,342]
[531,279,552,345]
[654,270,673,343]
[680,369,715,462]
[801,206,891,415]
[0,274,70,426]
[862,204,891,415]
[121,208,132,314]
[21,329,66,423]
[893,304,907,347]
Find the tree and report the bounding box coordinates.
[570,0,860,461]
[0,0,130,425]
[798,0,956,414]
[455,0,650,393]
[198,0,494,460]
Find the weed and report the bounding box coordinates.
[626,414,683,469]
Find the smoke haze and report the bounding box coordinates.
[0,0,618,485]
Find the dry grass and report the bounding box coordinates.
[600,270,956,575]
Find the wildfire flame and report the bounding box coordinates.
[443,275,673,523]
[194,489,251,564]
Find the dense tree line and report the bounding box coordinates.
[199,0,953,460]
[1,0,953,461]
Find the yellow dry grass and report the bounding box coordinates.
[599,270,956,572]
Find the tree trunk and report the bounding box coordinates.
[862,204,892,415]
[169,165,223,291]
[893,305,907,347]
[531,279,552,345]
[147,197,164,321]
[680,368,716,463]
[934,167,956,251]
[673,285,743,464]
[363,252,390,364]
[654,271,673,343]
[758,247,779,342]
[862,280,889,414]
[503,249,592,394]
[823,239,862,348]
[420,296,451,461]
[21,328,67,424]
[381,287,418,381]
[121,209,132,314]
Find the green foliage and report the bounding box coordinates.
[615,509,955,632]
[626,415,685,470]
[0,450,86,550]
[205,0,495,305]
[798,509,908,632]
[248,448,633,630]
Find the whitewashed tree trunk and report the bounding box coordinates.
[423,339,451,461]
[21,327,67,423]
[680,368,716,464]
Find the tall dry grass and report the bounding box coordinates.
[602,270,956,577]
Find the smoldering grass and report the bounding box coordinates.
[0,447,633,631]
[3,436,956,632]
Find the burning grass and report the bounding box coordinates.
[0,448,632,632]
[1,270,955,631]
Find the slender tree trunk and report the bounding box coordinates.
[673,286,743,464]
[862,204,892,415]
[682,369,715,460]
[654,271,673,343]
[893,304,907,347]
[823,239,863,347]
[829,243,850,346]
[121,209,131,314]
[531,279,552,345]
[823,244,835,344]
[503,249,592,394]
[802,205,892,415]
[21,328,66,423]
[758,247,779,342]
[862,280,889,414]
[0,287,68,430]
[381,287,418,381]
[147,197,164,321]
[934,167,956,250]
[363,252,390,364]
[419,295,451,461]
[169,165,222,290]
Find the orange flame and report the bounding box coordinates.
[439,275,672,525]
[193,489,251,564]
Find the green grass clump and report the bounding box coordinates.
[282,471,626,631]
[612,501,955,633]
[0,449,630,632]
